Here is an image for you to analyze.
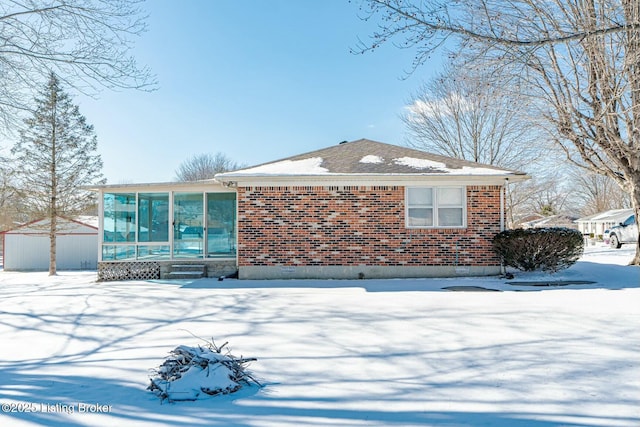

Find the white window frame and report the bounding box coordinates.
[405,186,467,228]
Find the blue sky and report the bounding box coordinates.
[77,0,445,184]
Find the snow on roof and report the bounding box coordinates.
[459,166,512,175]
[1,215,99,234]
[392,157,512,175]
[393,156,447,170]
[222,155,514,177]
[576,208,634,223]
[226,157,329,176]
[217,139,526,180]
[360,155,384,164]
[593,209,633,221]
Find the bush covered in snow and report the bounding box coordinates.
[492,227,584,273]
[148,340,261,402]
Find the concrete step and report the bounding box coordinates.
[168,271,206,279]
[171,264,206,267]
[167,264,207,279]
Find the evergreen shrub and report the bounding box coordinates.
[492,227,584,272]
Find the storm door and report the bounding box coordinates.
[173,192,204,258]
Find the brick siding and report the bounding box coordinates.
[237,185,503,267]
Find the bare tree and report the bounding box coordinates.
[527,177,575,216]
[506,180,539,228]
[0,0,155,135]
[403,67,542,170]
[358,0,640,264]
[404,66,553,227]
[175,153,242,182]
[571,171,632,215]
[11,73,105,275]
[506,174,577,227]
[0,158,17,230]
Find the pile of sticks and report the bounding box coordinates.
[148,339,261,402]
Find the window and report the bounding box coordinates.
[407,187,433,227]
[137,245,170,259]
[437,187,464,227]
[623,215,635,227]
[138,193,169,242]
[101,191,237,261]
[406,187,465,228]
[102,245,135,261]
[103,193,136,242]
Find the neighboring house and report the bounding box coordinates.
[512,213,546,229]
[520,214,580,230]
[0,216,98,271]
[88,139,529,280]
[575,208,634,238]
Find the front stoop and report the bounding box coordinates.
[168,264,207,280]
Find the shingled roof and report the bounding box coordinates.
[218,139,527,178]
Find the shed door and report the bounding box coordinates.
[4,234,48,270]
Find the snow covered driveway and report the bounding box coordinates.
[0,245,638,427]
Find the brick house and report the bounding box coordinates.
[90,139,528,280]
[217,138,528,279]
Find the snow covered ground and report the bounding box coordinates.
[0,244,638,427]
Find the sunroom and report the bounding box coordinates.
[88,181,238,280]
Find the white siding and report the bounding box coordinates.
[4,234,49,270]
[2,217,98,271]
[3,233,98,271]
[57,234,98,270]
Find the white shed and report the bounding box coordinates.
[1,216,98,271]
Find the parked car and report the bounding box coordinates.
[609,215,638,248]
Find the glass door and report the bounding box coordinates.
[206,193,236,257]
[173,192,204,258]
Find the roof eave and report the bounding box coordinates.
[81,178,227,192]
[216,172,530,186]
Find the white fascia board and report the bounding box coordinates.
[218,173,530,187]
[84,179,231,194]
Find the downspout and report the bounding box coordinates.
[500,179,508,275]
[98,190,104,263]
[500,178,507,232]
[234,183,240,278]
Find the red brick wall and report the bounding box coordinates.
[237,185,503,267]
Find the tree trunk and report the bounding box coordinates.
[49,213,57,275]
[49,88,57,277]
[631,173,640,266]
[623,0,640,266]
